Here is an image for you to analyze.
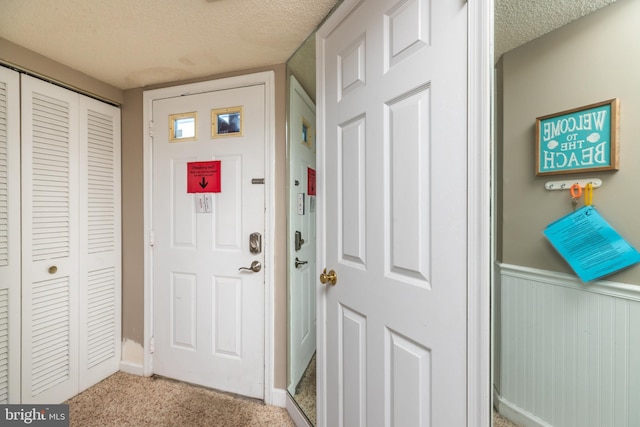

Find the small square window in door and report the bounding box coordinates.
[169,112,197,142]
[301,117,312,148]
[212,106,243,138]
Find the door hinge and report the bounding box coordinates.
[150,337,155,354]
[149,120,154,137]
[149,230,155,246]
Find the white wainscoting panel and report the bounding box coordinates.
[497,264,640,427]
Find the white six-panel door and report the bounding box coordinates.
[0,66,21,404]
[287,75,317,395]
[317,0,469,425]
[152,84,266,398]
[21,75,121,403]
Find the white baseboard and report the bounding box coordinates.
[495,395,552,427]
[119,360,145,376]
[270,387,287,408]
[286,393,312,427]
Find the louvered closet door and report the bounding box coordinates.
[21,76,122,403]
[21,75,80,404]
[0,66,21,403]
[78,95,121,392]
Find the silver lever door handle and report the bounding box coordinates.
[238,260,262,272]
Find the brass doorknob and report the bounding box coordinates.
[48,266,58,274]
[319,268,337,286]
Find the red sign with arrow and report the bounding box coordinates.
[307,167,316,196]
[187,161,221,193]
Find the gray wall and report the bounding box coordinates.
[497,0,640,285]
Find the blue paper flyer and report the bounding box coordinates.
[543,205,640,282]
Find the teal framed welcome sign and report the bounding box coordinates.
[535,98,619,176]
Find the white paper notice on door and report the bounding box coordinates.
[195,194,213,213]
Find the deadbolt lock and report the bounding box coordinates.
[249,232,262,254]
[295,231,305,251]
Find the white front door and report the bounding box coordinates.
[152,84,266,398]
[287,76,317,394]
[317,0,470,425]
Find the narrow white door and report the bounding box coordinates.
[287,76,317,394]
[0,66,21,403]
[152,84,266,398]
[317,0,469,426]
[21,75,80,403]
[77,96,122,392]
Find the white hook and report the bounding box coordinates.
[545,178,603,191]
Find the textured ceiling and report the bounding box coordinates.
[0,0,339,89]
[495,0,617,61]
[0,0,618,90]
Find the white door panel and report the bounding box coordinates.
[21,75,80,404]
[318,0,469,425]
[78,96,122,392]
[0,66,21,403]
[152,85,265,398]
[287,76,317,394]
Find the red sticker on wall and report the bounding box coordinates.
[308,167,316,196]
[187,161,221,193]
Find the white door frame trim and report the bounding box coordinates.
[467,0,493,425]
[142,71,277,404]
[315,0,492,425]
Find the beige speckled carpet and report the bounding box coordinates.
[65,372,294,427]
[493,409,519,427]
[65,371,518,427]
[292,354,316,426]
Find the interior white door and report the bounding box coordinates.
[77,95,122,392]
[21,75,80,404]
[287,76,317,394]
[318,0,469,425]
[0,66,21,403]
[152,84,266,398]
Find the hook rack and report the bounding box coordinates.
[544,178,602,191]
